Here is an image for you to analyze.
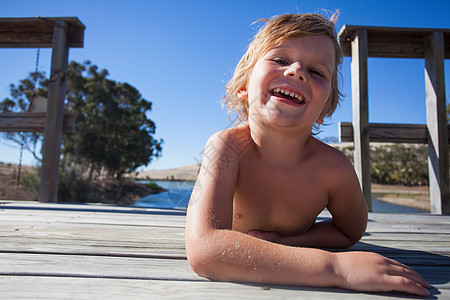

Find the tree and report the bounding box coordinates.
[63,61,163,179]
[1,61,163,179]
[0,71,46,161]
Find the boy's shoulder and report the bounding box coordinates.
[309,137,343,155]
[308,138,360,193]
[207,124,252,155]
[309,137,355,173]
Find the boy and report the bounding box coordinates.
[185,13,430,296]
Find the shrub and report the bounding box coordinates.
[339,144,429,186]
[57,164,94,203]
[20,169,40,198]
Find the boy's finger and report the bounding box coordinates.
[390,276,430,297]
[389,263,430,289]
[386,259,430,289]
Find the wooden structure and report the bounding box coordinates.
[0,17,85,202]
[338,25,450,214]
[0,201,449,298]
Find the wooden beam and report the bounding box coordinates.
[0,17,85,48]
[351,29,372,211]
[339,25,450,58]
[424,32,450,215]
[0,112,74,133]
[339,122,450,144]
[39,21,70,203]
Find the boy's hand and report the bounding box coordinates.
[336,251,430,297]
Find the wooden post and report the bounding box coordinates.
[424,32,450,214]
[38,21,69,202]
[351,29,372,211]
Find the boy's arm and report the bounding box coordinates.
[185,131,429,296]
[249,153,368,249]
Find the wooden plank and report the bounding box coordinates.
[0,252,448,297]
[0,202,448,298]
[338,25,450,58]
[0,253,198,280]
[0,229,187,257]
[0,201,187,225]
[425,32,450,215]
[0,275,447,299]
[0,202,188,257]
[351,29,372,211]
[39,21,70,203]
[0,112,74,133]
[4,277,431,300]
[0,17,85,48]
[339,122,450,144]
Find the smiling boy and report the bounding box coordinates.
[185,13,430,296]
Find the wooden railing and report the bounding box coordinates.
[338,25,449,214]
[0,112,75,133]
[339,122,450,144]
[0,17,85,202]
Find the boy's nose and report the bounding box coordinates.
[284,62,306,81]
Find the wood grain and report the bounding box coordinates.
[0,201,448,299]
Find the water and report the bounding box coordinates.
[134,180,426,213]
[134,180,194,209]
[371,198,424,213]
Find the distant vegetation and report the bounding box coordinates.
[340,144,429,186]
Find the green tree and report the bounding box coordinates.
[0,71,46,161]
[61,61,163,179]
[1,61,163,179]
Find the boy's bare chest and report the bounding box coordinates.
[232,163,329,236]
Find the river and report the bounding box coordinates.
[134,180,425,213]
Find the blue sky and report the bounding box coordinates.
[1,0,449,170]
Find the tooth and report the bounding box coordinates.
[280,88,285,94]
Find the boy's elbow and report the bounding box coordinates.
[335,224,366,249]
[186,235,220,279]
[332,236,357,249]
[346,225,366,248]
[346,236,361,248]
[187,248,210,277]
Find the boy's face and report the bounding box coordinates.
[239,35,335,130]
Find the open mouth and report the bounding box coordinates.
[271,88,305,105]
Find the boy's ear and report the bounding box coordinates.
[237,88,248,99]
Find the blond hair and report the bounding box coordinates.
[223,12,343,126]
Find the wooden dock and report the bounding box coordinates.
[0,201,449,299]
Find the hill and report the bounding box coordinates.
[134,163,200,182]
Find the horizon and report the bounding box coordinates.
[1,0,449,171]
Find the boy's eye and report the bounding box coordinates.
[310,69,325,78]
[273,58,289,65]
